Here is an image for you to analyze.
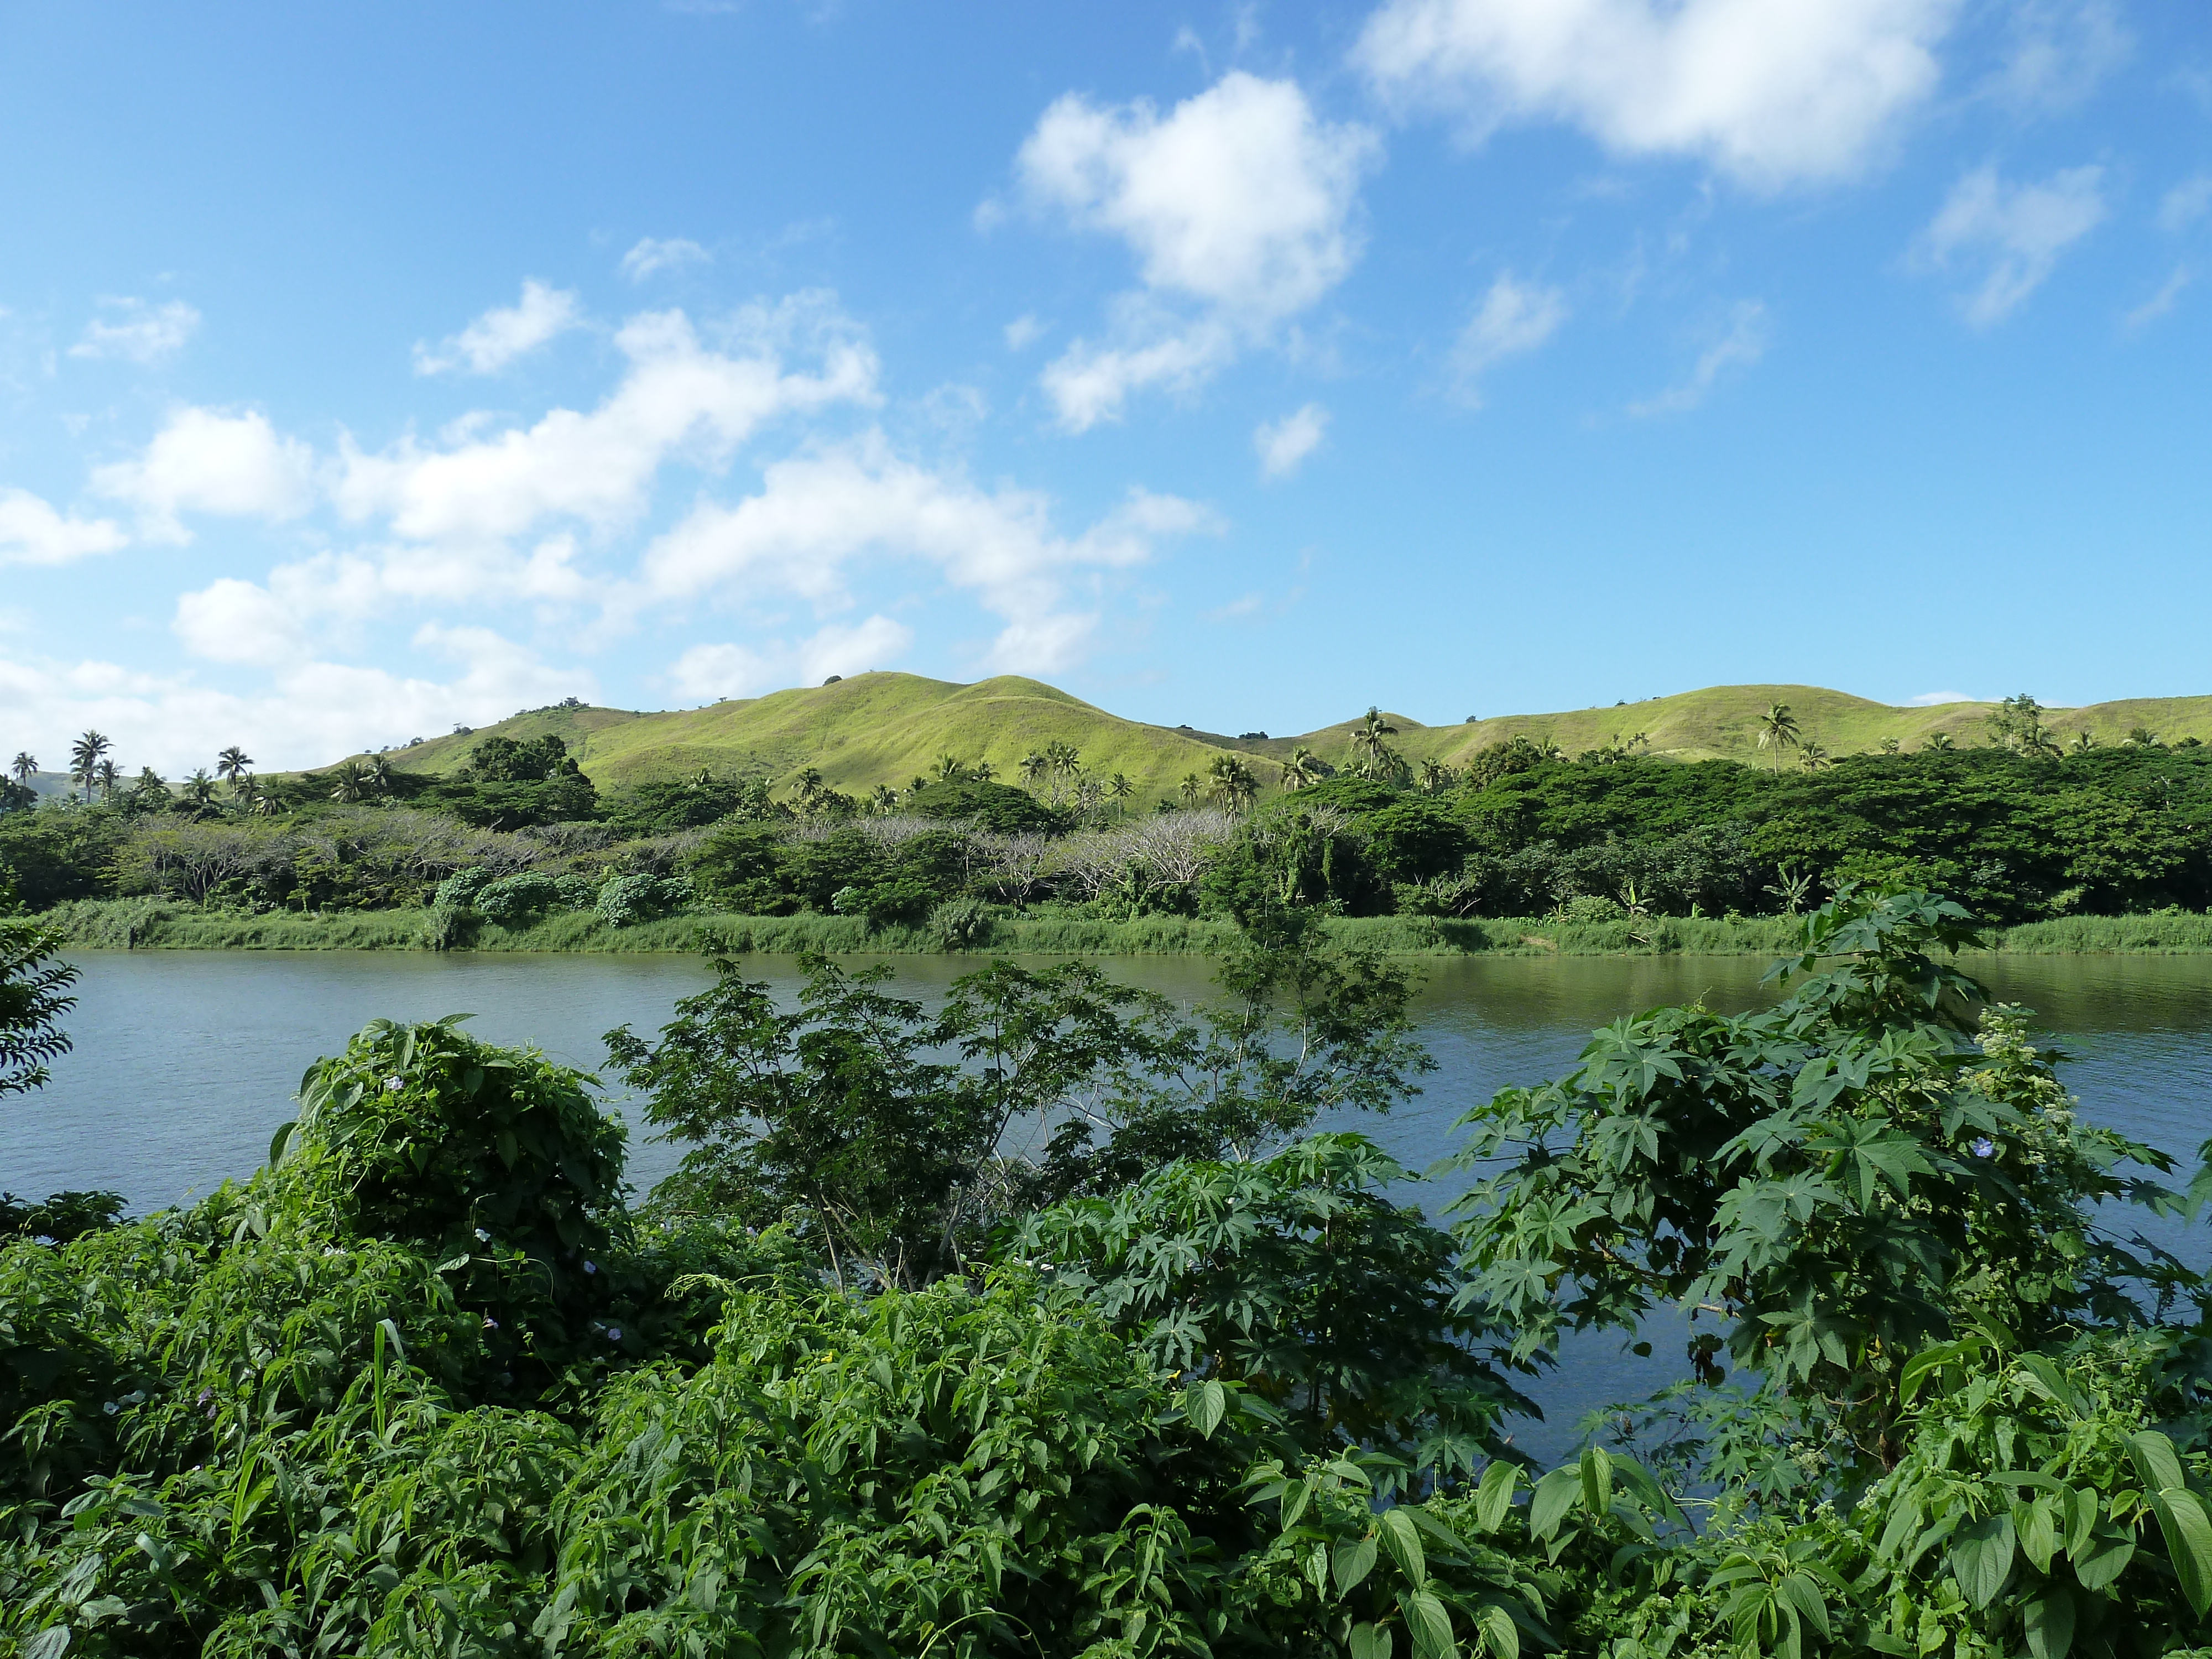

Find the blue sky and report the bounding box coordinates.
[2,0,2208,772]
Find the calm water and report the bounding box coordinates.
[13,948,2212,1459]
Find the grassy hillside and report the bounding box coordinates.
[324,675,2212,801]
[340,673,1280,802]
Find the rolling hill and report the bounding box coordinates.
[324,675,2212,803]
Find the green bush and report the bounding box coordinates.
[595,872,690,927]
[432,866,496,909]
[473,870,563,924]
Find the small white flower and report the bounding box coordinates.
[475,1228,491,1243]
[385,1076,404,1093]
[103,1400,119,1415]
[482,1316,500,1330]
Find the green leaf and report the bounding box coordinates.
[1778,1573,1831,1640]
[2128,1430,2187,1496]
[1400,1590,1458,1659]
[1334,1535,1379,1597]
[1948,1512,2015,1610]
[2063,1488,2096,1561]
[1580,1446,1613,1516]
[2023,1586,2075,1659]
[2148,1489,2212,1616]
[1474,1603,1519,1659]
[2070,1524,2135,1592]
[1190,1379,1227,1441]
[1530,1467,1579,1542]
[1379,1509,1426,1589]
[266,1120,296,1166]
[2017,1495,2058,1575]
[1349,1624,1394,1659]
[2014,1353,2081,1417]
[1475,1462,1520,1533]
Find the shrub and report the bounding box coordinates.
[432,867,495,909]
[928,896,996,951]
[473,871,562,924]
[596,873,691,927]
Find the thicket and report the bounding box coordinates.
[7,885,2212,1656]
[8,732,2212,934]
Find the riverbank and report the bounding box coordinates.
[39,898,2212,956]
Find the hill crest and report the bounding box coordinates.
[322,675,2212,804]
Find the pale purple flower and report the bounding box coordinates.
[1971,1137,1996,1159]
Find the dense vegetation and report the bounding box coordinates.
[7,875,2212,1657]
[7,696,2212,945]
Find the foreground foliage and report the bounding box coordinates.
[4,888,2212,1656]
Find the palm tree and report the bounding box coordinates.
[2070,730,2098,753]
[69,731,111,804]
[1755,703,1799,765]
[868,784,899,816]
[972,760,997,785]
[1206,753,1258,813]
[2126,727,2159,748]
[130,766,168,808]
[216,745,254,795]
[94,758,119,801]
[234,775,266,815]
[1924,733,1955,753]
[1281,746,1326,790]
[1417,758,1452,794]
[364,753,395,795]
[1018,750,1050,791]
[184,768,218,808]
[1108,773,1135,818]
[1877,737,1901,755]
[1350,707,1399,779]
[329,762,365,804]
[1798,742,1834,772]
[1045,740,1082,795]
[931,753,967,784]
[1177,773,1203,810]
[8,752,34,789]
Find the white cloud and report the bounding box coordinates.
[342,299,880,545]
[2159,176,2212,233]
[2124,267,2190,330]
[620,237,711,282]
[1014,71,1381,428]
[1453,273,1567,399]
[639,433,1215,673]
[1253,403,1329,478]
[1354,0,1958,189]
[1628,300,1768,415]
[667,615,915,700]
[1916,164,2105,326]
[1910,689,1978,705]
[1985,0,2130,113]
[414,279,584,375]
[69,296,202,364]
[1036,310,1237,432]
[1004,313,1046,350]
[0,488,129,566]
[91,407,317,540]
[0,626,593,775]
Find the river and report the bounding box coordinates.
[13,947,2212,1460]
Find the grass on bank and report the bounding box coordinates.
[40,898,2212,957]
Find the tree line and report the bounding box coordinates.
[7,695,2211,929]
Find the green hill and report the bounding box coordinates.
[328,676,2212,802]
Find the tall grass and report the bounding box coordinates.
[41,899,2212,958]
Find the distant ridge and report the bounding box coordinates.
[321,675,2212,802]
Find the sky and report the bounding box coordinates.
[2,0,2209,774]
